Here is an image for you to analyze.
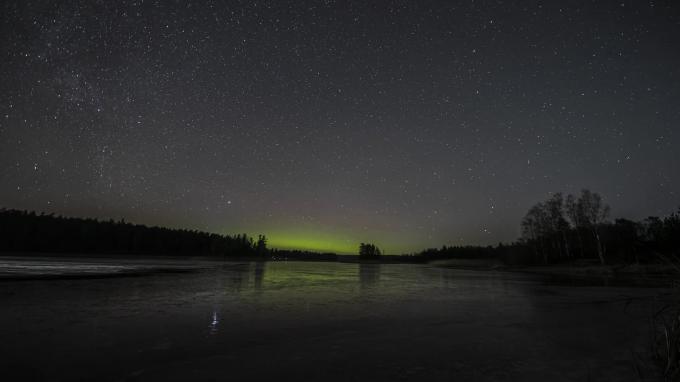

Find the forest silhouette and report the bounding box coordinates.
[0,209,264,257]
[419,190,680,266]
[1,189,679,265]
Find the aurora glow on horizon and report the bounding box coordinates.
[264,229,410,255]
[2,1,679,254]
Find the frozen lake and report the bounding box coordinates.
[0,257,669,381]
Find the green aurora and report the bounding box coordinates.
[245,227,421,255]
[265,230,358,254]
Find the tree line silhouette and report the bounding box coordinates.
[519,189,680,265]
[415,189,680,265]
[2,189,679,265]
[0,209,266,257]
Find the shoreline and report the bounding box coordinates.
[1,252,678,287]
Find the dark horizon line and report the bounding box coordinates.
[0,206,511,255]
[2,203,679,258]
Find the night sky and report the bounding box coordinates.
[1,1,679,254]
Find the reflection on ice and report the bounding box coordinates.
[209,310,219,335]
[359,263,380,289]
[253,262,265,290]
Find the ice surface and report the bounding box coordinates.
[0,257,669,381]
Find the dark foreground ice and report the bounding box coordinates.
[0,257,671,381]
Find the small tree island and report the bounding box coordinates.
[359,243,382,259]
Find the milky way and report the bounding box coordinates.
[1,1,679,253]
